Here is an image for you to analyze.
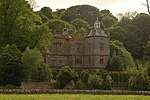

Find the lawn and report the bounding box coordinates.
[0,94,150,100]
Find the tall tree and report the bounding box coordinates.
[0,44,23,86]
[0,0,51,52]
[61,5,101,26]
[22,48,52,82]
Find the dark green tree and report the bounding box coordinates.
[46,19,76,34]
[0,0,51,52]
[108,40,135,71]
[56,66,78,89]
[36,7,55,23]
[129,73,149,90]
[0,44,23,86]
[102,16,117,28]
[22,48,52,82]
[61,5,101,25]
[71,19,91,32]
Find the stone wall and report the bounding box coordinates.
[21,82,55,89]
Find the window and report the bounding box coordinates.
[58,58,63,66]
[89,56,92,64]
[52,43,62,52]
[75,56,82,64]
[95,23,100,28]
[88,43,92,51]
[51,58,56,66]
[100,43,104,51]
[77,44,81,52]
[100,58,104,64]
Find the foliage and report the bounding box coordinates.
[108,40,135,71]
[55,9,66,18]
[56,66,79,89]
[71,19,91,32]
[129,73,149,91]
[101,16,117,28]
[0,44,23,86]
[36,7,55,23]
[102,75,113,90]
[46,19,76,34]
[88,74,104,89]
[0,0,51,52]
[144,37,150,60]
[113,13,150,59]
[109,26,127,41]
[61,5,101,25]
[29,24,51,52]
[22,48,52,82]
[75,79,86,89]
[81,71,90,83]
[30,63,52,82]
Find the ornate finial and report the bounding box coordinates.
[94,17,100,29]
[97,17,99,21]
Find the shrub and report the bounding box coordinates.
[129,73,149,91]
[75,79,86,89]
[88,74,104,89]
[56,66,78,89]
[102,75,113,90]
[81,71,90,83]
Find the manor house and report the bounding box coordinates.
[44,19,110,70]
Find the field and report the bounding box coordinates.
[0,94,150,100]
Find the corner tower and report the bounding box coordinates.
[84,18,110,69]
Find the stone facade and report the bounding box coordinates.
[44,19,110,70]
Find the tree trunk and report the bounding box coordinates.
[146,0,150,15]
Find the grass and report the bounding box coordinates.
[0,94,150,100]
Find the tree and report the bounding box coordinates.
[0,0,51,52]
[46,19,76,34]
[56,66,78,89]
[29,24,51,52]
[108,40,135,71]
[36,7,55,23]
[22,48,52,82]
[129,73,149,91]
[101,16,117,28]
[71,19,91,32]
[55,9,66,18]
[143,0,150,15]
[0,0,31,48]
[147,0,150,15]
[113,13,150,59]
[108,26,127,42]
[0,44,23,86]
[144,37,150,60]
[61,5,102,25]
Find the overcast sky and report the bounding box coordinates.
[34,0,148,15]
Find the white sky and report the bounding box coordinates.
[34,0,148,15]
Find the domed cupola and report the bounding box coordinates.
[87,18,107,37]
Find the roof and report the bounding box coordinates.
[87,28,107,37]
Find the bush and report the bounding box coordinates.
[75,79,86,89]
[88,74,104,89]
[129,73,149,91]
[102,75,113,90]
[81,71,90,83]
[56,66,78,89]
